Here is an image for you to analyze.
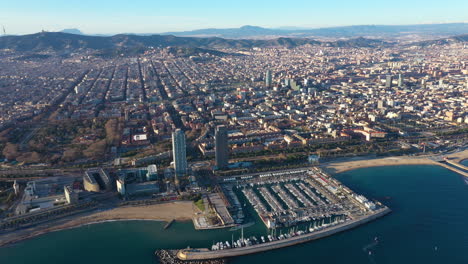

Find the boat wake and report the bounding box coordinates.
[362,237,379,263]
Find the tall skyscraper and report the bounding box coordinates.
[265,70,272,87]
[397,74,404,87]
[386,75,393,88]
[172,129,187,182]
[215,125,229,169]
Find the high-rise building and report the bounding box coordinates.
[215,125,229,169]
[265,70,272,87]
[397,74,404,87]
[172,129,187,182]
[386,75,393,88]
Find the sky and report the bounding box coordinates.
[1,0,468,35]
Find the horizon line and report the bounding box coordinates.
[3,21,467,36]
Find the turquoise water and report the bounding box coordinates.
[1,165,468,264]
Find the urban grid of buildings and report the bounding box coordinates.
[0,38,467,232]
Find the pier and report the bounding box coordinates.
[164,219,175,230]
[445,159,468,173]
[436,159,468,178]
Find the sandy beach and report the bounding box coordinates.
[321,149,468,174]
[76,201,194,223]
[0,201,194,247]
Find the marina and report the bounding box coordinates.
[175,167,390,260]
[232,168,379,229]
[176,207,390,260]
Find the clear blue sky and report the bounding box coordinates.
[2,0,467,34]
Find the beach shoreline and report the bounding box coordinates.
[320,149,468,175]
[0,201,194,248]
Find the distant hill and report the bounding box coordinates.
[0,32,390,56]
[163,23,468,39]
[409,34,468,47]
[60,28,83,35]
[164,25,278,38]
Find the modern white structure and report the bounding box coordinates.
[13,180,20,195]
[147,164,158,181]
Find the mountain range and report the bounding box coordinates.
[161,24,468,38]
[0,31,466,57]
[0,32,388,53]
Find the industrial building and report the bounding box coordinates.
[16,177,78,214]
[116,164,160,196]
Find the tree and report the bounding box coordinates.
[105,119,121,146]
[2,143,20,161]
[62,148,82,162]
[83,139,107,159]
[16,152,42,164]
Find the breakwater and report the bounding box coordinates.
[446,160,468,173]
[164,219,175,230]
[156,250,227,264]
[439,161,468,177]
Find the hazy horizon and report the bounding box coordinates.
[2,0,468,35]
[2,22,468,36]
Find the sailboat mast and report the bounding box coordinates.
[241,226,244,241]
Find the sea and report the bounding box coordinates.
[1,164,468,264]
